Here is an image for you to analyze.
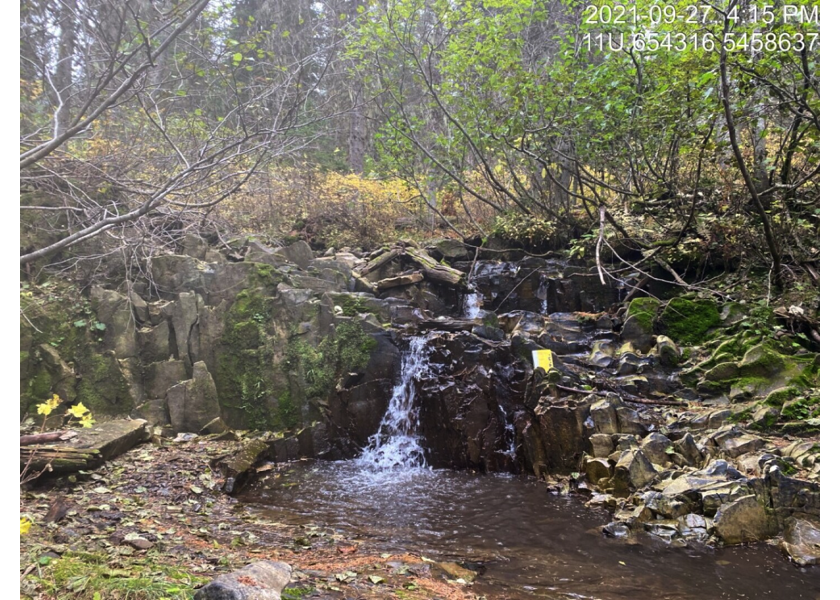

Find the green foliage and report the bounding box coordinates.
[491,212,557,248]
[20,551,207,599]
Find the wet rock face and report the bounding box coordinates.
[413,332,528,472]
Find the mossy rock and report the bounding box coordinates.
[626,297,659,334]
[705,361,740,382]
[780,395,820,421]
[738,343,787,377]
[765,386,800,408]
[659,297,721,345]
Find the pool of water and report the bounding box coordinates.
[238,461,819,599]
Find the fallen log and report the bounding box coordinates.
[374,271,424,292]
[358,248,402,277]
[404,247,466,288]
[20,431,65,446]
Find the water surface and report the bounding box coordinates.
[239,461,819,599]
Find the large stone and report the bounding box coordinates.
[172,292,199,369]
[611,448,658,495]
[212,440,271,494]
[426,238,470,261]
[194,561,292,600]
[709,426,766,458]
[165,362,221,433]
[674,433,703,467]
[589,433,614,458]
[36,344,77,404]
[584,457,613,483]
[589,398,619,435]
[138,321,172,363]
[780,519,820,566]
[713,495,778,544]
[655,335,681,367]
[620,315,654,354]
[150,254,207,297]
[534,399,590,472]
[90,286,136,359]
[280,240,314,269]
[144,360,188,400]
[640,432,672,466]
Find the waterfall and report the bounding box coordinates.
[463,292,483,320]
[357,335,433,470]
[497,404,517,460]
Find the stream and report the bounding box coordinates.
[238,334,819,599]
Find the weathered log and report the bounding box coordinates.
[404,247,466,288]
[374,271,424,292]
[358,248,402,277]
[20,431,65,446]
[21,447,101,473]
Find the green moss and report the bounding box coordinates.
[660,297,721,345]
[215,289,285,430]
[780,395,820,421]
[627,297,659,333]
[75,351,133,416]
[287,321,376,404]
[765,386,800,408]
[333,294,369,317]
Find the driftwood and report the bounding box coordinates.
[20,431,66,446]
[21,446,101,473]
[404,247,466,288]
[374,271,424,292]
[358,248,402,277]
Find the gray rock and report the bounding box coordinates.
[713,495,778,544]
[212,440,271,494]
[640,432,672,466]
[590,399,619,434]
[620,315,654,353]
[655,335,681,367]
[90,286,136,359]
[194,561,292,599]
[138,321,172,364]
[616,406,647,435]
[611,448,658,495]
[781,519,820,566]
[172,292,199,369]
[674,433,703,467]
[165,361,221,433]
[709,427,766,458]
[588,433,614,458]
[144,360,188,400]
[584,457,613,484]
[280,240,314,269]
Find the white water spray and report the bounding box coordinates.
[357,336,433,470]
[464,292,483,320]
[497,404,517,460]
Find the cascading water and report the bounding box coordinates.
[496,404,517,460]
[356,335,433,471]
[463,291,483,320]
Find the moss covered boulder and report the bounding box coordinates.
[660,297,721,345]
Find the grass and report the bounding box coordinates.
[21,551,209,600]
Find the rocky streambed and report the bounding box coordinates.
[21,235,820,597]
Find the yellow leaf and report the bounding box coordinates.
[37,394,61,416]
[80,414,95,429]
[20,518,32,535]
[67,402,90,420]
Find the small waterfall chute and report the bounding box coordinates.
[356,335,433,471]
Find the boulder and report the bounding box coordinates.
[780,519,820,566]
[588,433,614,458]
[90,286,136,359]
[212,440,271,494]
[143,360,188,400]
[712,495,778,544]
[589,398,619,435]
[673,433,703,467]
[584,457,613,484]
[280,240,314,269]
[611,448,658,495]
[620,315,654,354]
[655,335,681,367]
[194,561,292,600]
[165,362,221,433]
[640,432,672,466]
